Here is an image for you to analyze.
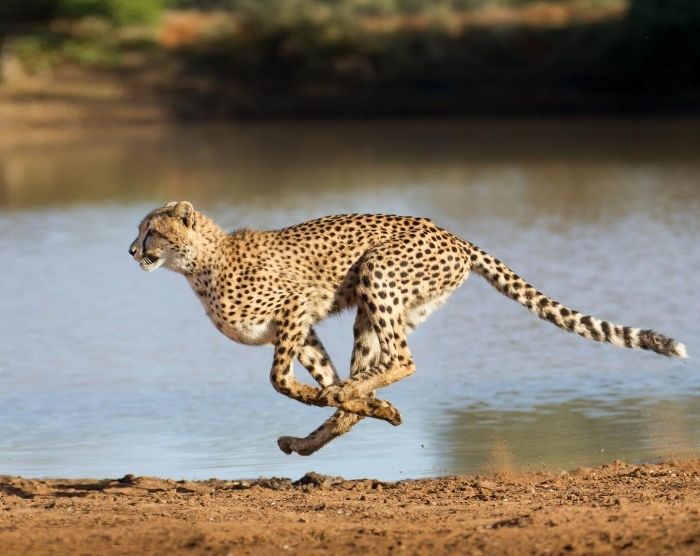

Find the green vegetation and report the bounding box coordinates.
[0,0,166,73]
[2,0,699,116]
[55,0,168,25]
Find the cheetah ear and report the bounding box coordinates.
[173,201,196,228]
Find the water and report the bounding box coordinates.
[1,119,698,480]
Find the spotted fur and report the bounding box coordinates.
[130,202,687,455]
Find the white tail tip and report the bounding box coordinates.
[675,342,688,359]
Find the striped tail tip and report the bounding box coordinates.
[639,329,688,359]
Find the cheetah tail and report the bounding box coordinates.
[467,245,688,359]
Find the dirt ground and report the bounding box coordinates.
[2,460,700,555]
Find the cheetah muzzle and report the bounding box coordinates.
[140,253,164,272]
[130,201,688,456]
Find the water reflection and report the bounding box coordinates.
[444,397,700,475]
[1,120,699,225]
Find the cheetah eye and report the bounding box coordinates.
[149,230,173,245]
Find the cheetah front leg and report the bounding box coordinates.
[269,298,402,425]
[296,328,341,387]
[278,307,380,455]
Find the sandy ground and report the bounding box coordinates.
[2,460,700,555]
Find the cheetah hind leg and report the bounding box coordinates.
[278,308,380,455]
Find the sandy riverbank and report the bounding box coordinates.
[2,460,699,555]
[0,67,168,149]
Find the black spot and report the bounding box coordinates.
[544,312,559,324]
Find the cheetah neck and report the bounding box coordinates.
[182,211,229,276]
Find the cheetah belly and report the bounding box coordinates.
[405,292,452,330]
[219,319,277,346]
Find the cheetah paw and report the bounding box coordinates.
[320,383,359,404]
[373,402,402,426]
[341,398,402,426]
[277,436,298,455]
[277,436,320,456]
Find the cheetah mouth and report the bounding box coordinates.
[141,254,164,272]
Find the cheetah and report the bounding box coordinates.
[129,202,687,456]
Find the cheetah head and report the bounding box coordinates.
[129,201,198,273]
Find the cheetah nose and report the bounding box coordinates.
[129,244,137,256]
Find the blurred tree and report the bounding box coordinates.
[628,0,700,30]
[54,0,111,19]
[623,0,700,96]
[56,0,171,25]
[0,0,57,81]
[169,0,233,8]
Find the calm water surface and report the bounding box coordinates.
[1,119,698,480]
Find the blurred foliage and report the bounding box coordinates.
[169,0,624,13]
[2,0,700,114]
[10,23,136,71]
[160,0,700,116]
[0,0,56,25]
[629,0,700,29]
[55,0,172,25]
[1,0,164,72]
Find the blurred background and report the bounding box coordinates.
[2,0,700,119]
[0,0,698,480]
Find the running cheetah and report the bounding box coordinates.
[129,202,687,455]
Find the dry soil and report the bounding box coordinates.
[2,460,700,555]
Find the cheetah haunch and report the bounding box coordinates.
[129,202,687,455]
